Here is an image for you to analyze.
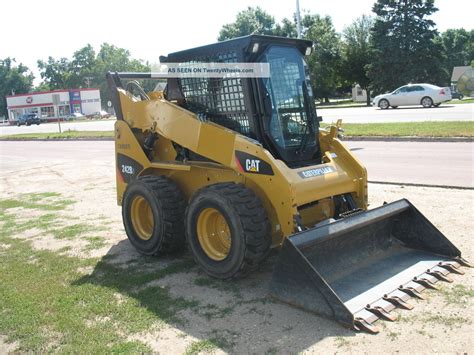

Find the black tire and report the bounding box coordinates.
[122,175,186,255]
[459,94,463,100]
[378,99,389,109]
[421,96,433,108]
[185,183,271,279]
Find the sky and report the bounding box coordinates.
[1,0,472,85]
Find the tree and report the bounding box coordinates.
[0,58,34,117]
[341,15,374,106]
[218,7,278,41]
[37,43,150,107]
[37,57,72,89]
[92,43,150,105]
[368,0,446,94]
[305,15,342,102]
[436,28,474,77]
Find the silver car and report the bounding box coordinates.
[372,84,452,109]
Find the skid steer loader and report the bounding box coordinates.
[107,35,470,333]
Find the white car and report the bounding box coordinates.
[372,84,452,109]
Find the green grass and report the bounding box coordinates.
[0,192,74,211]
[51,224,105,240]
[424,313,469,328]
[185,339,219,355]
[0,130,114,140]
[317,99,367,109]
[185,330,235,354]
[0,193,200,352]
[3,121,473,140]
[83,236,107,251]
[322,121,474,137]
[439,284,474,305]
[448,98,474,104]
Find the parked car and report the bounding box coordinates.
[86,110,112,119]
[372,84,452,109]
[17,113,41,126]
[451,90,464,100]
[65,112,85,121]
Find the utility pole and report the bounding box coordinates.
[296,0,302,39]
[84,77,94,88]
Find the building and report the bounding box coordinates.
[451,66,473,96]
[6,88,101,123]
[451,66,469,90]
[351,84,368,102]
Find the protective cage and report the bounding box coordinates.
[161,35,317,164]
[269,199,470,333]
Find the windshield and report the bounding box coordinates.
[260,46,316,150]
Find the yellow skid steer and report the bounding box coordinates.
[107,35,470,333]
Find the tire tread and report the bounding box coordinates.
[187,182,271,279]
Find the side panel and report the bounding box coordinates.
[115,120,151,205]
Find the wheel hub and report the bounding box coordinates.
[197,208,231,261]
[130,195,154,240]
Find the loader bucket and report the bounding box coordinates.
[269,199,470,333]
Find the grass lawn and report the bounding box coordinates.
[321,121,474,137]
[316,98,473,109]
[447,98,474,104]
[0,130,114,140]
[1,122,473,140]
[316,99,368,109]
[0,193,198,352]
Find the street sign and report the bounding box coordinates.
[52,94,60,106]
[52,94,61,133]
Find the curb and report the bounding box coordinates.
[1,136,472,143]
[0,137,114,142]
[343,136,473,142]
[369,180,473,190]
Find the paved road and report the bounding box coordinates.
[346,141,473,188]
[319,103,473,123]
[1,140,472,188]
[0,119,115,136]
[0,103,472,136]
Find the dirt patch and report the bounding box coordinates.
[1,146,473,353]
[0,335,18,354]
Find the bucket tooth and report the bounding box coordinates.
[365,305,397,321]
[383,295,414,310]
[427,270,453,283]
[438,262,465,275]
[354,318,380,334]
[454,257,472,268]
[398,286,425,300]
[413,276,439,290]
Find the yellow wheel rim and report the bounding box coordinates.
[197,208,231,261]
[130,195,154,241]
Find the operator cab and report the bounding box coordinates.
[162,35,320,168]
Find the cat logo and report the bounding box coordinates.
[235,151,274,175]
[245,159,261,172]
